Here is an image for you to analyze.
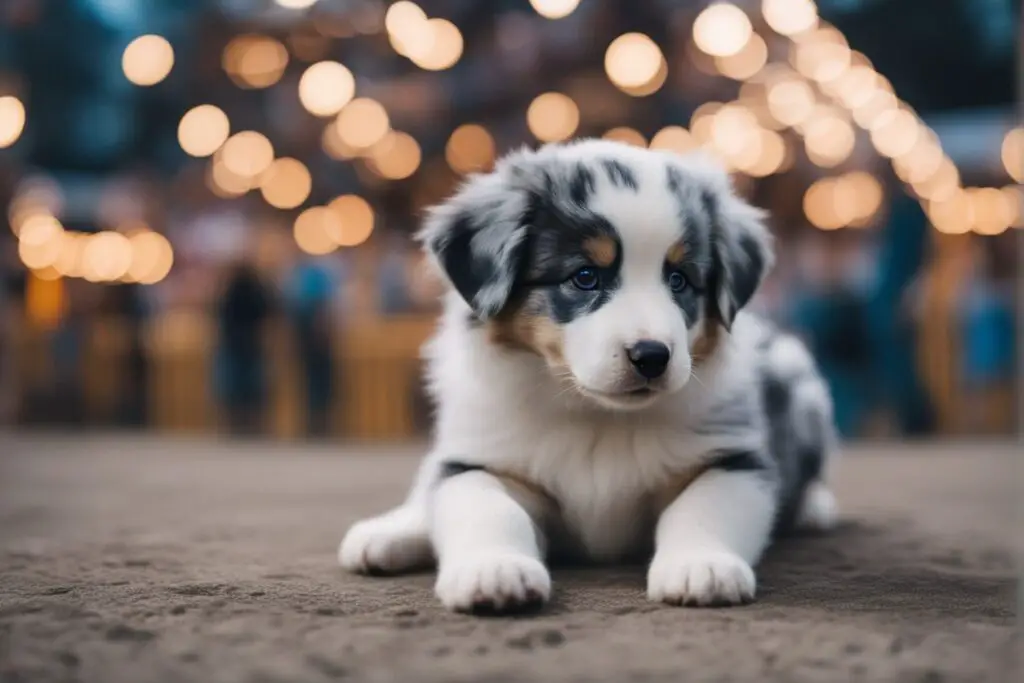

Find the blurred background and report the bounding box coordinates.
[0,0,1018,442]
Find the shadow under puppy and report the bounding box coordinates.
[340,139,839,613]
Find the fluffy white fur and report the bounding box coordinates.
[339,140,838,613]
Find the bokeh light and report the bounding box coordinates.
[893,130,944,184]
[335,98,391,150]
[766,78,816,127]
[445,124,496,174]
[385,1,428,56]
[869,107,920,158]
[693,3,753,58]
[762,0,818,36]
[804,114,855,168]
[18,235,62,270]
[851,88,898,130]
[208,157,256,198]
[711,104,759,158]
[259,158,313,209]
[1000,128,1024,182]
[327,195,375,247]
[802,172,883,230]
[745,130,788,177]
[927,190,972,235]
[299,61,356,117]
[0,96,26,148]
[529,0,581,19]
[967,187,1014,235]
[1001,185,1023,227]
[178,105,230,158]
[831,65,881,110]
[803,178,844,230]
[911,157,961,203]
[368,131,422,180]
[322,123,360,160]
[649,126,696,155]
[126,231,175,284]
[294,207,341,255]
[603,127,647,147]
[276,0,319,8]
[527,92,579,142]
[82,231,134,282]
[222,35,288,89]
[605,33,666,94]
[690,101,724,145]
[791,36,851,84]
[840,171,884,226]
[18,214,63,247]
[122,35,174,86]
[714,33,768,81]
[408,18,464,71]
[220,131,275,178]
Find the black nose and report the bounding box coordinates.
[627,340,671,379]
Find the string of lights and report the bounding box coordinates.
[1,0,1019,285]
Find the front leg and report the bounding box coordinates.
[648,453,778,607]
[430,467,552,614]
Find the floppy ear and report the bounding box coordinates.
[704,186,775,330]
[417,170,532,319]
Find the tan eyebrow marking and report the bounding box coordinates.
[666,240,686,265]
[582,235,617,267]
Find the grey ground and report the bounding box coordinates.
[0,435,1019,683]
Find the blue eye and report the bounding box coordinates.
[668,271,688,293]
[570,267,600,291]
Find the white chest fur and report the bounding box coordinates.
[423,306,766,563]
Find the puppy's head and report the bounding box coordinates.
[419,139,773,411]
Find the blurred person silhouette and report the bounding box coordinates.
[50,281,87,426]
[215,261,275,437]
[865,194,934,436]
[284,255,340,439]
[958,240,1016,433]
[0,274,19,426]
[789,233,873,437]
[377,232,414,315]
[104,283,150,428]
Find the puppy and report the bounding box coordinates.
[339,139,839,613]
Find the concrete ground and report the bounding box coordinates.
[0,434,1019,683]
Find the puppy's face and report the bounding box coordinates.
[421,140,773,411]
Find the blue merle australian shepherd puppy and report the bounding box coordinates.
[339,139,839,613]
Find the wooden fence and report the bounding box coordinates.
[14,312,438,440]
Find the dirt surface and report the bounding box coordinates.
[0,434,1019,683]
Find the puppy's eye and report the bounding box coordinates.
[570,267,600,291]
[667,271,688,293]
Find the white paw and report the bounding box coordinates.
[435,553,551,613]
[647,550,756,607]
[338,509,433,575]
[796,481,838,531]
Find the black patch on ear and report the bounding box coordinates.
[732,231,766,313]
[569,164,596,206]
[431,213,531,320]
[601,159,638,191]
[703,188,768,330]
[433,215,490,313]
